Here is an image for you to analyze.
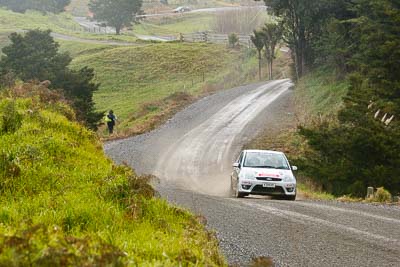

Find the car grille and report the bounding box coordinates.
[256,177,282,181]
[251,185,285,195]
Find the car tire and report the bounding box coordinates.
[235,181,247,198]
[230,178,236,197]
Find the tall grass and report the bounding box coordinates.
[0,83,226,266]
[294,67,349,125]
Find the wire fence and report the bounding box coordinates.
[181,32,253,47]
[58,16,255,47]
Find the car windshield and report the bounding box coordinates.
[243,152,289,169]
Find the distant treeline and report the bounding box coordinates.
[0,0,70,13]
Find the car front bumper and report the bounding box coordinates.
[238,179,296,196]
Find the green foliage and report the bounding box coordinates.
[0,0,71,14]
[0,83,226,266]
[368,187,392,203]
[54,66,103,128]
[0,99,22,133]
[260,22,282,80]
[251,30,264,80]
[228,33,238,48]
[0,30,71,82]
[89,0,143,35]
[295,68,349,120]
[263,0,322,78]
[0,224,125,266]
[0,29,102,129]
[251,30,264,52]
[297,0,400,197]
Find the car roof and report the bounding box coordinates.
[243,149,284,154]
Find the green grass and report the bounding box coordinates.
[295,67,349,122]
[58,39,112,57]
[0,8,79,32]
[135,13,215,36]
[70,42,259,136]
[0,85,226,266]
[0,8,138,43]
[297,183,336,200]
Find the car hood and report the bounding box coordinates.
[240,167,293,179]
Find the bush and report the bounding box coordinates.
[0,224,126,266]
[367,187,392,203]
[228,33,239,48]
[0,100,22,134]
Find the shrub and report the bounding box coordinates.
[228,33,239,48]
[367,187,392,203]
[0,100,23,134]
[0,224,126,266]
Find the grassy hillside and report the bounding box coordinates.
[135,13,215,36]
[0,83,226,266]
[0,8,79,32]
[0,8,138,43]
[58,39,112,57]
[294,68,349,124]
[70,42,260,137]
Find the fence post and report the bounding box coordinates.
[366,187,374,198]
[203,32,208,43]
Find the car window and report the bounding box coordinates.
[243,152,289,169]
[237,152,244,165]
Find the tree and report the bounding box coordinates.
[298,0,400,197]
[0,30,71,82]
[55,67,103,127]
[0,30,103,130]
[261,23,282,80]
[89,0,143,35]
[262,0,335,79]
[251,30,264,81]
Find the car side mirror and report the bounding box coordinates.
[233,162,240,168]
[291,166,298,171]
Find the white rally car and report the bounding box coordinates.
[230,150,297,200]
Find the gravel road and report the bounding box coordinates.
[105,80,400,266]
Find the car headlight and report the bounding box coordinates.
[246,171,257,180]
[239,172,256,180]
[284,175,295,182]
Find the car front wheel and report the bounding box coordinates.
[230,178,236,197]
[234,181,247,198]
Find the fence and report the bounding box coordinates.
[181,32,253,48]
[65,16,255,46]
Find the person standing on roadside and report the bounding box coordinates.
[105,110,117,134]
